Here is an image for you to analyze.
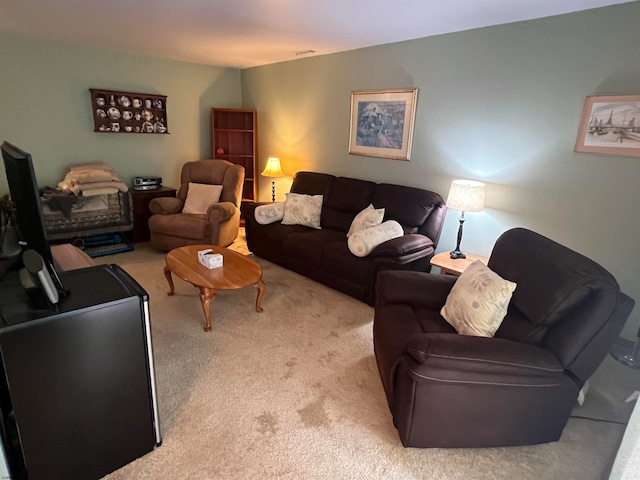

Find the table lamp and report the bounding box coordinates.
[261,157,285,202]
[446,179,485,259]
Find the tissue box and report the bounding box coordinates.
[198,249,223,269]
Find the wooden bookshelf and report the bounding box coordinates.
[211,108,257,203]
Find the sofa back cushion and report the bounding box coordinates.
[290,171,335,196]
[288,171,446,246]
[372,184,443,235]
[323,177,376,232]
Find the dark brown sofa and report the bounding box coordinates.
[374,228,636,448]
[242,171,446,305]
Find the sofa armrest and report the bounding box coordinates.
[206,201,238,223]
[149,197,183,215]
[376,270,456,309]
[369,234,433,258]
[403,333,564,379]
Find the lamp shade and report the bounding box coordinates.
[261,157,285,178]
[446,179,485,213]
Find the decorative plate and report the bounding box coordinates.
[107,107,121,120]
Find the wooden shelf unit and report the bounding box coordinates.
[211,108,257,202]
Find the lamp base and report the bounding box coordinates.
[449,250,466,259]
[610,338,640,370]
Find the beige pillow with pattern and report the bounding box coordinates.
[281,193,323,229]
[440,261,516,337]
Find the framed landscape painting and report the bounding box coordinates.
[575,94,640,157]
[349,88,418,160]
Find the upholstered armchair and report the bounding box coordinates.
[148,159,244,251]
[373,228,635,448]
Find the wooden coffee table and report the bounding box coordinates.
[164,244,266,332]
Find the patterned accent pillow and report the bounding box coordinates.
[182,183,223,214]
[254,202,285,225]
[440,261,517,337]
[347,204,385,238]
[281,193,323,229]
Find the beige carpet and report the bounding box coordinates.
[95,237,640,480]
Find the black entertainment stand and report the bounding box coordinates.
[0,264,161,479]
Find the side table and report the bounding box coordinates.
[130,187,177,242]
[430,251,488,276]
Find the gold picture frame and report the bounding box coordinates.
[575,94,640,157]
[348,88,418,160]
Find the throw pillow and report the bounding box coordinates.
[347,220,404,257]
[254,202,285,225]
[182,183,223,215]
[281,193,323,229]
[440,261,517,337]
[347,204,385,238]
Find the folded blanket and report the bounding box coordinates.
[69,162,113,172]
[254,202,285,224]
[347,220,404,257]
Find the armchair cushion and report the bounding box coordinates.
[149,196,183,215]
[440,261,517,337]
[182,183,223,214]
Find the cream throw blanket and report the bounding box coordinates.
[347,220,404,257]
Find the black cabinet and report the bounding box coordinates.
[0,265,161,479]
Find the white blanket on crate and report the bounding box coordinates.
[57,162,129,196]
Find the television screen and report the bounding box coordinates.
[1,142,53,266]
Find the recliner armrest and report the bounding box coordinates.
[206,201,238,222]
[376,270,456,308]
[149,197,183,215]
[369,234,433,258]
[404,333,564,379]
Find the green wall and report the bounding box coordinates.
[1,3,639,336]
[241,2,640,336]
[0,33,242,191]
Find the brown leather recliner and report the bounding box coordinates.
[373,228,635,448]
[148,159,244,251]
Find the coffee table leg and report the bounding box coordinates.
[199,287,218,332]
[164,265,175,296]
[254,279,266,313]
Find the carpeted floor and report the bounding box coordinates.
[95,236,640,480]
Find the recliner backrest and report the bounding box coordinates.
[178,159,244,208]
[488,228,627,385]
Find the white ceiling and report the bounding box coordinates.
[0,0,633,69]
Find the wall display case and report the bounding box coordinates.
[211,108,257,202]
[90,89,169,134]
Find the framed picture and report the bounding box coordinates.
[574,94,640,157]
[349,88,418,160]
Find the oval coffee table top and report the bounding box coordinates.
[165,244,262,291]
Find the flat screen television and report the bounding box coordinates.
[1,141,65,296]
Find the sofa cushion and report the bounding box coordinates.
[322,177,376,232]
[441,261,517,337]
[283,229,344,268]
[372,184,438,233]
[290,171,336,196]
[281,193,323,229]
[322,241,370,286]
[347,204,385,238]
